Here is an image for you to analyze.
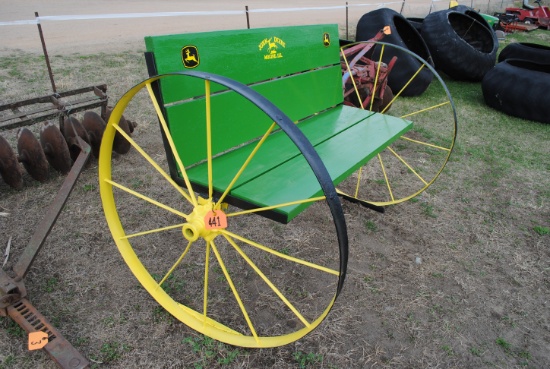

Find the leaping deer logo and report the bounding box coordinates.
[268,38,278,54]
[181,46,200,68]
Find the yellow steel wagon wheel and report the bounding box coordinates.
[338,41,457,208]
[98,72,347,348]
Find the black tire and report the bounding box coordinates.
[498,42,550,63]
[482,59,550,124]
[451,5,499,52]
[421,10,498,81]
[406,17,424,33]
[356,8,433,96]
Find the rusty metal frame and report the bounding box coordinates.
[1,137,92,368]
[0,85,108,132]
[1,114,93,368]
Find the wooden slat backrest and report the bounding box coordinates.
[145,24,343,166]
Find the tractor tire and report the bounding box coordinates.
[406,17,424,33]
[482,59,550,124]
[451,5,499,53]
[356,8,433,96]
[498,42,550,63]
[421,9,497,81]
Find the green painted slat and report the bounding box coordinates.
[145,24,340,103]
[231,114,413,222]
[186,106,377,190]
[165,66,342,166]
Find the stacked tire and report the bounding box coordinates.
[482,43,550,124]
[421,8,498,81]
[356,8,433,96]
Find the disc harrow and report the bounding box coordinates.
[1,85,138,369]
[0,86,137,189]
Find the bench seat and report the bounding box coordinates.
[187,105,412,222]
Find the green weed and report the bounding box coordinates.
[533,225,549,235]
[496,337,511,353]
[83,183,96,192]
[182,335,242,367]
[420,202,437,218]
[441,345,454,356]
[293,351,323,368]
[365,220,377,232]
[1,317,25,338]
[44,277,59,293]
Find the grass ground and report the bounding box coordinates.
[1,28,549,369]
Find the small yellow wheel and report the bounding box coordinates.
[99,72,347,347]
[338,41,457,207]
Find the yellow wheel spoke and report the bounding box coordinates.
[215,122,277,209]
[111,123,194,205]
[400,101,450,119]
[210,240,259,343]
[220,230,339,276]
[204,241,211,319]
[381,63,426,114]
[377,153,395,202]
[386,146,428,186]
[159,240,193,286]
[104,178,188,219]
[340,47,365,110]
[120,223,186,240]
[353,167,363,198]
[227,196,325,217]
[146,82,197,206]
[369,44,385,111]
[400,135,452,152]
[223,234,311,328]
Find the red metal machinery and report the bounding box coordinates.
[505,0,550,29]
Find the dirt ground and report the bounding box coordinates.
[1,1,549,369]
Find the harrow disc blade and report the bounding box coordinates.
[17,128,49,182]
[103,107,132,155]
[82,111,106,159]
[40,121,72,174]
[0,135,24,189]
[63,116,91,162]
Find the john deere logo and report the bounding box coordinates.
[181,46,199,68]
[323,33,331,47]
[258,36,286,60]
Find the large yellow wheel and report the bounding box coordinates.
[98,72,347,347]
[338,41,457,208]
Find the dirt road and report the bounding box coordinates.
[1,0,435,55]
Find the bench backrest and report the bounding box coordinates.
[145,24,343,166]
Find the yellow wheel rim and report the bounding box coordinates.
[338,41,457,207]
[99,73,346,347]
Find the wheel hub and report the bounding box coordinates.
[182,197,218,242]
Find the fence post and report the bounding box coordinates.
[35,12,56,93]
[346,2,349,40]
[245,5,250,29]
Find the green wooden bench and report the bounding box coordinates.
[143,24,412,223]
[98,24,444,348]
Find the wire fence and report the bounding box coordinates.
[0,0,517,28]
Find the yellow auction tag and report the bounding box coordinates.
[29,331,49,350]
[204,210,227,230]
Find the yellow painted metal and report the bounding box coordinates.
[221,230,340,276]
[369,44,385,112]
[337,41,457,207]
[215,122,277,209]
[99,73,340,348]
[146,83,198,206]
[226,196,326,217]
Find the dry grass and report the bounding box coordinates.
[1,29,550,369]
